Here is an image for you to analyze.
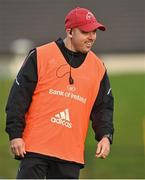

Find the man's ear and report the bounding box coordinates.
[69,29,72,35]
[66,28,73,38]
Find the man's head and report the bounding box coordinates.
[65,7,106,33]
[64,7,106,53]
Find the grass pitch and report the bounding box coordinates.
[0,73,145,178]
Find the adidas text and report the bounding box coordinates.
[50,109,72,128]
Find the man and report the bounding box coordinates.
[6,7,114,179]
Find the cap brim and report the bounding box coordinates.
[78,22,106,32]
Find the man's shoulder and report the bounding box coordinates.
[89,50,104,65]
[37,41,55,50]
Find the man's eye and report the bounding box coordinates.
[93,29,97,33]
[80,30,88,34]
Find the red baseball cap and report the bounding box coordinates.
[65,7,106,32]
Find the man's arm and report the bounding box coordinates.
[90,71,114,158]
[5,49,38,157]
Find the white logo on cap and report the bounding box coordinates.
[86,12,95,20]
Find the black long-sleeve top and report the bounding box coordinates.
[5,38,114,166]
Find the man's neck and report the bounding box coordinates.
[63,38,76,53]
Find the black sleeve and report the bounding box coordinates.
[5,49,38,140]
[90,71,114,144]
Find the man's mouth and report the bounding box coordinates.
[86,42,92,47]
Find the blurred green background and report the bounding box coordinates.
[0,73,145,178]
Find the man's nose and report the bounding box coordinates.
[88,32,96,40]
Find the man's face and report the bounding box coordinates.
[71,28,97,53]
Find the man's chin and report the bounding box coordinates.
[82,48,91,54]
